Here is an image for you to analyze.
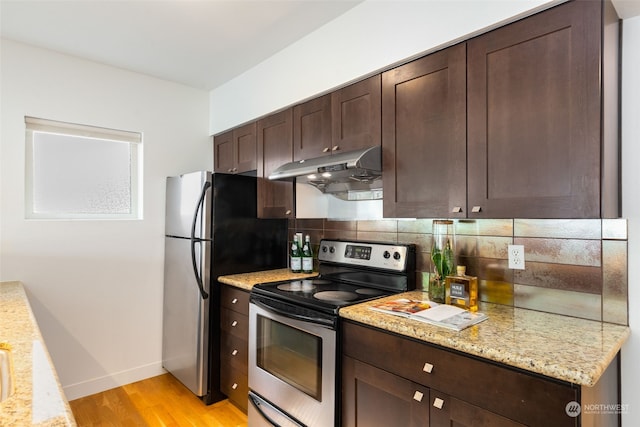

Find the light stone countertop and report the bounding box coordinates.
[217,268,318,291]
[0,281,76,426]
[339,290,630,387]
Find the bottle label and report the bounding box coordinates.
[291,256,302,271]
[450,282,466,299]
[302,257,313,272]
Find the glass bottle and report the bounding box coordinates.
[429,219,455,303]
[290,235,302,273]
[445,265,479,312]
[302,235,313,274]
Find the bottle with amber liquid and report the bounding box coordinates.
[445,265,478,312]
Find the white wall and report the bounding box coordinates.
[209,0,639,423]
[0,39,211,399]
[621,14,640,425]
[209,0,559,134]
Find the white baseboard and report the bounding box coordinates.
[63,362,167,401]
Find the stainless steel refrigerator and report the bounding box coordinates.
[162,171,287,404]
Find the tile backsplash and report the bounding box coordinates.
[290,218,628,326]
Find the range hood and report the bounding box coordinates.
[268,146,382,200]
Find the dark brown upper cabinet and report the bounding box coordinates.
[257,108,295,218]
[213,122,257,174]
[331,75,382,153]
[466,0,619,219]
[293,94,332,161]
[293,75,382,162]
[382,43,467,219]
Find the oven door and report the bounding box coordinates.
[249,294,337,427]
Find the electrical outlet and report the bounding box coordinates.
[508,244,525,270]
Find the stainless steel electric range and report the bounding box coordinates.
[248,239,416,427]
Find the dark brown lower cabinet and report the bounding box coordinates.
[342,321,621,427]
[342,356,430,427]
[220,285,250,412]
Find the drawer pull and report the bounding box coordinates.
[232,349,238,356]
[332,146,340,151]
[472,206,482,213]
[451,206,462,213]
[232,383,238,390]
[231,320,238,327]
[285,210,292,215]
[323,147,330,153]
[231,298,238,304]
[423,362,434,373]
[413,391,424,402]
[433,397,444,409]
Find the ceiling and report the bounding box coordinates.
[2,0,639,92]
[0,0,362,91]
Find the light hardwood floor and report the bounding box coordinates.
[69,374,248,427]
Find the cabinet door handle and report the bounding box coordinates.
[332,145,340,151]
[231,320,238,327]
[472,206,482,213]
[451,206,462,213]
[227,168,233,173]
[323,147,330,153]
[433,397,444,409]
[232,349,238,356]
[285,210,292,215]
[413,391,424,402]
[232,383,238,390]
[423,362,434,373]
[231,298,238,304]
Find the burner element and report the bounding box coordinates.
[277,280,316,292]
[355,288,385,296]
[314,290,359,302]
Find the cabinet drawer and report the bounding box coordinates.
[221,369,248,413]
[221,332,248,373]
[342,321,576,426]
[221,285,250,315]
[221,307,248,339]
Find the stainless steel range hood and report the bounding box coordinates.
[268,146,382,200]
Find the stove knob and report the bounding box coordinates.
[322,245,328,253]
[394,251,402,260]
[329,246,335,254]
[383,251,391,259]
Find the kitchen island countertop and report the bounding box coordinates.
[217,268,317,291]
[339,290,630,387]
[0,281,76,426]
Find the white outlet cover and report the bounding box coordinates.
[508,244,526,270]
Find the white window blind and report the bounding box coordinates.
[25,116,143,219]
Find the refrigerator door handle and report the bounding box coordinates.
[190,181,211,300]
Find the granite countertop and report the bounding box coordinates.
[339,290,630,387]
[218,268,318,291]
[0,281,76,426]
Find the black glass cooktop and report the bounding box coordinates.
[251,278,391,314]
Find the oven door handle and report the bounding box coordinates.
[251,299,336,329]
[249,392,306,427]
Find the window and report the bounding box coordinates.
[25,117,142,219]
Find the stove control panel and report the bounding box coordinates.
[318,239,411,272]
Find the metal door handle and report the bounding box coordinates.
[472,206,482,213]
[231,298,238,304]
[413,391,424,402]
[322,147,330,153]
[423,362,434,373]
[451,206,463,213]
[332,145,339,151]
[232,349,238,356]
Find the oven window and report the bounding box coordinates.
[256,314,322,400]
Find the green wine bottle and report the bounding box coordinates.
[302,235,313,273]
[290,235,302,273]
